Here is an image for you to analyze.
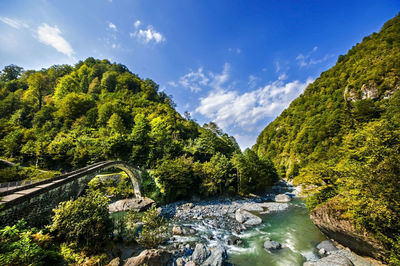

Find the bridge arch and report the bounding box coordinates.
[84,162,143,198]
[0,161,143,227]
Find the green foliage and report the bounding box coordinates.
[0,64,23,82]
[200,152,232,196]
[232,149,278,195]
[0,166,58,183]
[88,173,134,198]
[154,156,195,202]
[141,170,161,201]
[0,57,277,204]
[60,242,108,265]
[131,114,151,166]
[0,220,61,265]
[50,191,112,249]
[255,13,400,263]
[136,205,170,249]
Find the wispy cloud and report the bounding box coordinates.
[37,24,74,57]
[108,22,117,31]
[0,17,29,29]
[130,20,165,44]
[278,73,288,81]
[177,63,230,93]
[248,75,258,88]
[178,67,209,92]
[210,63,230,90]
[296,46,332,67]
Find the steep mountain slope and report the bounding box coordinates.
[254,13,400,263]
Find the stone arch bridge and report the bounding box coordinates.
[0,161,142,227]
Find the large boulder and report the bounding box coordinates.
[263,240,282,251]
[124,249,173,266]
[201,245,227,266]
[316,240,338,252]
[310,197,386,261]
[303,253,354,266]
[274,194,291,203]
[192,243,211,265]
[109,198,155,213]
[235,209,262,226]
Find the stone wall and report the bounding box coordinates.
[0,174,95,227]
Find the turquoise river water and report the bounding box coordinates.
[227,198,326,265]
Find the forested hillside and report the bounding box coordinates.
[254,13,400,263]
[0,58,277,203]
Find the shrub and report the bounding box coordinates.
[136,205,170,248]
[50,191,112,249]
[0,220,61,265]
[60,243,108,265]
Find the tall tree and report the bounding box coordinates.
[25,72,50,109]
[0,64,23,82]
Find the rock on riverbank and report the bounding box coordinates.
[109,198,155,213]
[310,197,386,261]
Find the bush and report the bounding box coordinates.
[136,205,170,248]
[0,220,61,265]
[50,191,112,249]
[154,157,195,203]
[60,242,108,265]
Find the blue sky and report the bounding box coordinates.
[0,0,399,148]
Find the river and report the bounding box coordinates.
[110,182,378,265]
[111,183,330,265]
[227,198,325,265]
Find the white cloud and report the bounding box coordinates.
[37,24,74,57]
[137,27,165,43]
[0,17,29,29]
[134,20,141,29]
[108,22,117,31]
[195,77,313,131]
[130,21,165,44]
[179,67,209,92]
